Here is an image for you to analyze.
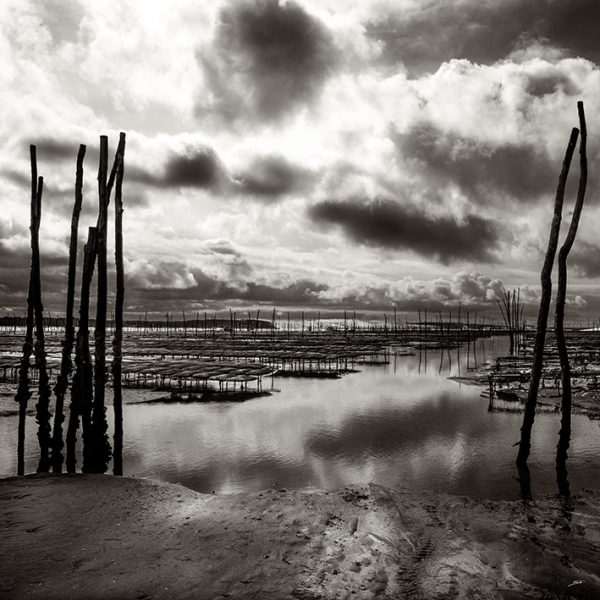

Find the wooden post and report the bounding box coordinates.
[556,102,587,466]
[517,126,579,467]
[66,227,98,473]
[29,150,52,473]
[51,144,85,473]
[14,146,39,475]
[88,135,111,473]
[112,132,126,476]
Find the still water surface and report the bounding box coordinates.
[2,337,599,499]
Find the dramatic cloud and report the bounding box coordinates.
[309,199,501,263]
[393,121,556,203]
[367,0,600,76]
[130,147,224,189]
[572,241,600,278]
[524,70,580,97]
[2,1,599,318]
[315,271,510,311]
[233,155,314,198]
[29,139,78,162]
[127,263,328,308]
[198,0,337,122]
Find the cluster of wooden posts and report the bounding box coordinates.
[14,133,127,476]
[517,101,588,471]
[496,289,524,355]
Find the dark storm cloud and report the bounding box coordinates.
[0,242,70,311]
[24,138,102,164]
[234,155,314,198]
[571,241,600,278]
[394,122,556,203]
[308,199,501,263]
[199,0,337,122]
[31,139,77,161]
[129,148,223,189]
[367,0,600,76]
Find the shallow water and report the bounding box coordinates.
[1,337,600,500]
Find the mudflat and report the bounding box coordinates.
[1,474,599,599]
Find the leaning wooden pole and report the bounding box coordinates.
[112,132,126,476]
[516,126,579,466]
[556,102,588,466]
[30,150,52,473]
[67,227,98,473]
[13,147,39,475]
[51,144,86,473]
[88,135,112,473]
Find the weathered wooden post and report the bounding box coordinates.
[13,146,40,475]
[556,102,587,466]
[112,132,126,476]
[66,226,98,472]
[28,148,53,473]
[87,135,112,473]
[51,144,85,473]
[517,126,579,467]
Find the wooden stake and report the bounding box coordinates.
[66,227,98,472]
[556,102,587,465]
[88,135,111,473]
[51,144,85,473]
[112,132,126,476]
[517,125,579,466]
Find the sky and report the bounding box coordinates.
[1,0,599,320]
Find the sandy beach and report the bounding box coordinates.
[1,474,600,599]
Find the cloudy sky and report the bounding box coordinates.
[1,0,599,319]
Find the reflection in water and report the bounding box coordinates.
[556,460,571,499]
[1,337,599,500]
[516,463,532,502]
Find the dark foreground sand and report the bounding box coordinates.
[1,475,600,599]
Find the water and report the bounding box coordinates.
[1,337,599,500]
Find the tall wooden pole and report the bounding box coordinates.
[556,102,587,465]
[88,135,111,473]
[29,147,52,473]
[112,133,126,475]
[14,146,39,475]
[51,144,85,473]
[517,126,579,466]
[67,227,98,472]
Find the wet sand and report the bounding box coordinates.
[1,475,600,599]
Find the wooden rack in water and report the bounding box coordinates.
[0,322,508,400]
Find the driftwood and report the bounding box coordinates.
[517,126,579,466]
[66,227,98,472]
[112,132,126,476]
[556,102,588,465]
[51,144,85,473]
